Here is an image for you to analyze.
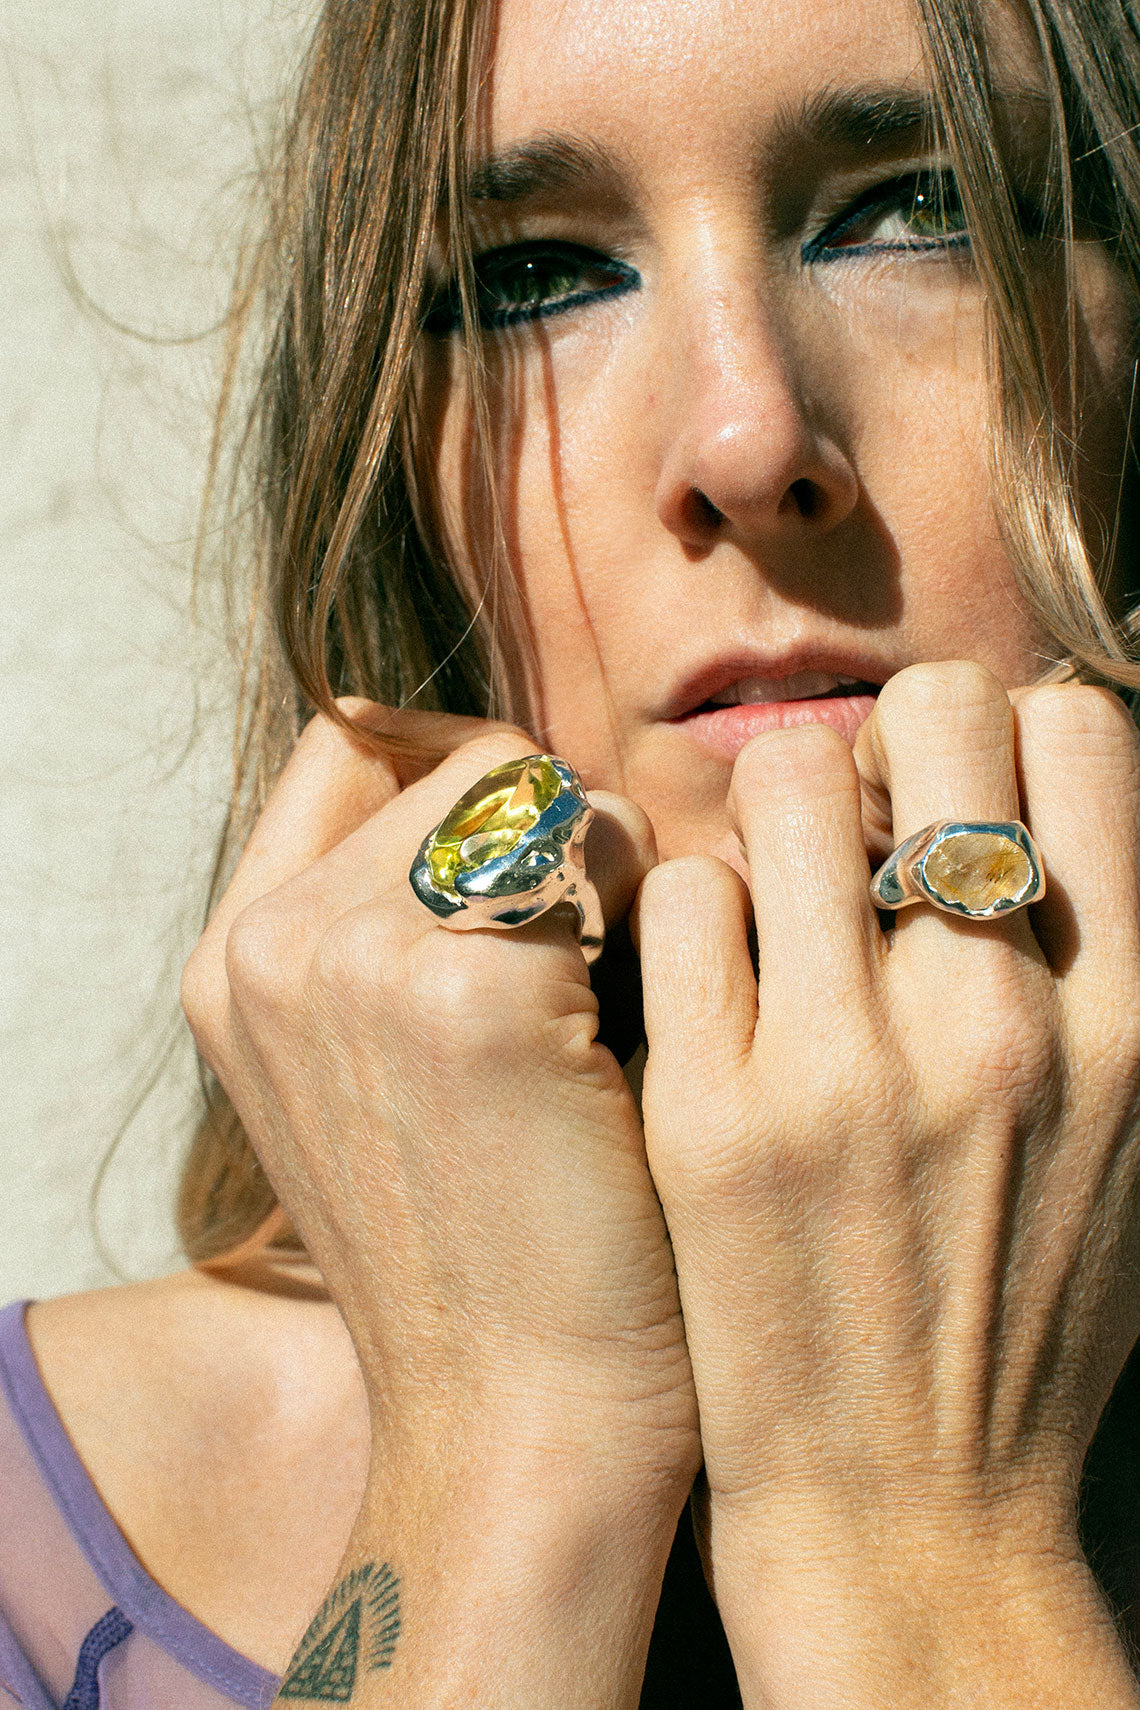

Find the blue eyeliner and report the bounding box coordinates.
[425,243,640,334]
[800,169,972,265]
[428,169,975,335]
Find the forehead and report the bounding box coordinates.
[488,0,929,143]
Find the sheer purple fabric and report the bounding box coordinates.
[0,1301,280,1709]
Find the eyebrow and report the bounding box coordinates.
[776,86,939,155]
[465,134,623,205]
[462,84,997,209]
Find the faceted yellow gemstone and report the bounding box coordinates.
[922,832,1032,911]
[428,756,562,892]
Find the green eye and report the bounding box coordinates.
[425,242,639,333]
[905,173,968,240]
[485,252,585,311]
[805,169,972,262]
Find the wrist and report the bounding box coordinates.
[277,1437,688,1710]
[363,1360,700,1512]
[706,1503,1140,1710]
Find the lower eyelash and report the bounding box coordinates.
[468,255,639,330]
[426,252,640,334]
[486,275,638,328]
[805,229,973,264]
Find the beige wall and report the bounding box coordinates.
[0,0,308,1300]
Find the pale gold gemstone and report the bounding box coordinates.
[922,832,1032,911]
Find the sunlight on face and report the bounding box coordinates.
[424,0,1134,865]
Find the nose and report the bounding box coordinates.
[652,275,859,550]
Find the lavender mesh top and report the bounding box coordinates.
[0,1301,281,1710]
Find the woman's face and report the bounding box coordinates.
[426,0,1135,865]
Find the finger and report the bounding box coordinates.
[860,662,1021,836]
[225,735,630,1010]
[427,787,658,974]
[1013,683,1140,986]
[583,789,658,925]
[635,855,756,1082]
[223,726,541,949]
[728,722,879,1017]
[216,710,395,926]
[852,716,895,869]
[857,661,1038,956]
[210,707,535,942]
[183,716,538,1051]
[339,698,528,788]
[184,707,402,1045]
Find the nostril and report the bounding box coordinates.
[785,477,823,520]
[691,489,724,528]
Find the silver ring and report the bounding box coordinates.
[870,820,1045,919]
[409,754,604,962]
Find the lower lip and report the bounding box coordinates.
[675,693,879,761]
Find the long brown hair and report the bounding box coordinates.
[179,0,1140,1264]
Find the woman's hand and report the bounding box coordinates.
[182,703,698,1707]
[636,661,1140,1708]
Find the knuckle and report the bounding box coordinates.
[877,660,1008,731]
[180,936,227,1057]
[293,705,354,759]
[935,980,1057,1104]
[1078,996,1140,1095]
[668,1105,845,1221]
[455,727,538,777]
[645,1085,750,1195]
[332,694,383,720]
[400,935,505,1056]
[652,1034,895,1209]
[223,895,302,1014]
[974,1024,1055,1102]
[404,931,484,1021]
[732,720,855,803]
[583,790,658,872]
[481,718,536,747]
[310,905,400,1005]
[400,931,579,1068]
[1020,683,1140,774]
[1088,1039,1140,1113]
[641,854,732,915]
[301,702,392,776]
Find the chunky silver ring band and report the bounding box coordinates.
[409,754,604,963]
[869,819,1045,920]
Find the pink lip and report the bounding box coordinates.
[677,692,879,760]
[664,648,891,721]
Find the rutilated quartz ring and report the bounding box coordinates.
[869,820,1045,919]
[409,754,604,962]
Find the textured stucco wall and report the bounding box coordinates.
[0,0,308,1300]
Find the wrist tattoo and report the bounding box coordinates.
[279,1562,401,1701]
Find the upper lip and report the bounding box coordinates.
[664,648,894,720]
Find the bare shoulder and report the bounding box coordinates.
[26,1263,370,1670]
[28,1259,361,1440]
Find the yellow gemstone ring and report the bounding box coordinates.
[870,820,1045,919]
[409,754,604,962]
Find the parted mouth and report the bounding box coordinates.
[702,671,879,708]
[665,652,891,721]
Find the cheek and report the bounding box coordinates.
[427,337,589,584]
[813,284,1040,651]
[425,338,641,766]
[816,279,994,525]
